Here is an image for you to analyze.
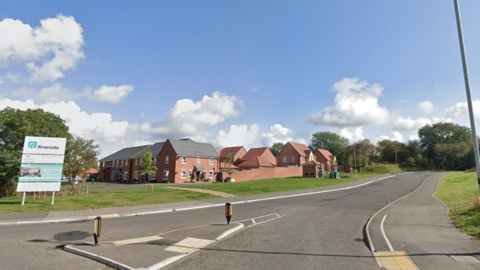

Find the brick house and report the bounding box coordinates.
[219,146,247,166]
[313,149,337,172]
[302,160,325,178]
[237,147,277,169]
[277,142,314,167]
[98,145,151,181]
[130,142,165,182]
[157,139,219,183]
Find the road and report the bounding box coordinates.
[0,172,455,270]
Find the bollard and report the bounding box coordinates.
[225,203,232,224]
[93,216,102,245]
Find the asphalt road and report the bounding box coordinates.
[0,172,438,270]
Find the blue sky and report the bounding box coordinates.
[1,0,480,156]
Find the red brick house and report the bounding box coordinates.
[237,147,277,169]
[277,142,314,167]
[219,146,247,166]
[157,138,219,183]
[302,160,325,178]
[314,149,337,172]
[131,142,165,182]
[98,145,151,181]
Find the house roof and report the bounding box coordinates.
[288,142,310,156]
[238,156,275,168]
[219,162,238,169]
[315,149,335,161]
[136,142,166,158]
[220,146,246,158]
[169,139,219,158]
[302,160,323,167]
[241,147,270,160]
[99,145,151,162]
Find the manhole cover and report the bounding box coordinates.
[53,231,89,241]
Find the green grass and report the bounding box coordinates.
[0,188,217,214]
[434,171,480,241]
[61,184,107,190]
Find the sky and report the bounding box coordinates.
[1,0,480,157]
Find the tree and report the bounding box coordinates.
[309,132,349,166]
[63,135,100,186]
[224,155,235,181]
[269,142,284,157]
[141,150,157,183]
[376,139,409,164]
[351,139,376,167]
[0,108,70,197]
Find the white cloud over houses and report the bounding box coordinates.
[328,127,365,143]
[417,101,434,115]
[214,124,259,149]
[306,78,390,127]
[391,115,432,132]
[137,91,243,139]
[446,100,480,119]
[0,15,84,82]
[260,124,294,146]
[86,84,134,103]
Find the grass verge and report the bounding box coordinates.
[0,188,216,214]
[434,171,480,241]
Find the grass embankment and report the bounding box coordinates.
[0,188,216,214]
[435,171,480,241]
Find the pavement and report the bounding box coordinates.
[367,172,480,269]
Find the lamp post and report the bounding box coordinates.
[454,0,480,194]
[353,145,357,181]
[395,150,398,173]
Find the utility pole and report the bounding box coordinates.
[454,0,480,194]
[395,150,398,173]
[353,145,357,181]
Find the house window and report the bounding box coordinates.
[181,170,186,178]
[111,172,115,180]
[209,158,213,165]
[134,171,139,179]
[163,170,169,180]
[154,157,157,164]
[182,156,187,164]
[126,159,128,166]
[150,174,156,181]
[102,161,105,167]
[165,156,169,164]
[302,157,305,162]
[189,170,192,178]
[123,172,128,180]
[197,157,200,164]
[291,156,295,162]
[209,171,213,178]
[135,159,138,165]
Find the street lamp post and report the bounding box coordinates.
[453,0,480,194]
[395,150,398,173]
[353,145,357,181]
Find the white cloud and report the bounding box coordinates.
[0,97,130,154]
[137,92,243,139]
[250,87,259,92]
[327,127,365,143]
[446,100,480,119]
[0,15,85,82]
[213,124,259,149]
[12,83,84,103]
[391,115,432,132]
[307,78,390,127]
[417,101,434,115]
[409,134,419,141]
[260,124,294,146]
[374,130,404,143]
[86,84,134,103]
[133,140,153,146]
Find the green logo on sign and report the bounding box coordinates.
[28,141,37,148]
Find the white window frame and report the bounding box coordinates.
[181,170,186,178]
[135,159,138,165]
[150,174,156,181]
[209,158,213,165]
[302,157,305,162]
[154,157,157,164]
[165,156,169,164]
[123,171,128,180]
[209,170,213,178]
[283,156,287,162]
[291,156,295,162]
[189,170,192,178]
[182,156,187,164]
[197,157,200,164]
[163,170,170,180]
[134,171,139,179]
[111,172,115,180]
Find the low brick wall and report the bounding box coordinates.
[223,166,302,182]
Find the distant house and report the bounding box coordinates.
[314,149,337,172]
[98,145,151,181]
[157,139,219,183]
[219,146,247,166]
[277,142,314,167]
[131,142,165,182]
[237,147,277,170]
[302,160,325,178]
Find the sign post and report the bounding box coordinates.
[17,136,67,205]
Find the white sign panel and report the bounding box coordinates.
[17,136,67,192]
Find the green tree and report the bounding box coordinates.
[269,142,284,157]
[63,135,100,186]
[141,150,157,183]
[309,132,349,165]
[0,108,70,197]
[376,140,409,164]
[224,155,235,181]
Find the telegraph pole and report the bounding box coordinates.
[453,0,480,194]
[353,145,357,181]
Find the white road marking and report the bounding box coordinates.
[380,215,394,251]
[165,237,214,254]
[113,235,163,246]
